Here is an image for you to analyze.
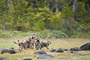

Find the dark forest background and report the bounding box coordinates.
[0,0,90,38]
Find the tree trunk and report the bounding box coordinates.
[55,0,59,14]
[8,0,13,8]
[47,0,50,8]
[72,0,78,20]
[85,2,89,11]
[47,0,53,11]
[5,0,7,13]
[2,0,8,30]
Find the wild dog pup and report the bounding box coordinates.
[35,37,41,50]
[14,39,31,50]
[17,33,35,49]
[14,40,26,51]
[30,33,37,49]
[14,33,36,50]
[40,41,51,49]
[22,37,32,49]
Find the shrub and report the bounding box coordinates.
[51,30,68,38]
[36,29,68,39]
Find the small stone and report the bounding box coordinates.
[64,49,68,51]
[70,47,81,51]
[1,49,8,54]
[37,54,53,59]
[56,48,63,52]
[34,50,46,54]
[8,49,16,54]
[23,58,32,60]
[50,48,56,52]
[0,57,5,60]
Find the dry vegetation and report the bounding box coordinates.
[0,38,90,60]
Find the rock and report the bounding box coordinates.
[8,47,16,54]
[70,47,81,51]
[0,48,21,54]
[56,48,63,52]
[0,57,5,60]
[1,49,8,54]
[23,58,32,60]
[50,48,56,52]
[0,48,5,51]
[34,50,46,54]
[80,42,90,50]
[8,49,16,54]
[64,49,68,51]
[70,51,73,53]
[37,54,53,59]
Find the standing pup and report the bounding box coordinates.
[35,37,41,50]
[14,40,25,50]
[40,41,51,49]
[30,33,37,49]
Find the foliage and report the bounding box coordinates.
[0,30,68,38]
[0,0,90,38]
[61,7,78,35]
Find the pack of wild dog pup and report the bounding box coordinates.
[0,33,90,55]
[14,33,51,51]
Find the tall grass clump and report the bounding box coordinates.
[71,31,90,38]
[0,29,90,38]
[0,30,33,38]
[72,55,90,60]
[0,30,68,38]
[36,29,68,39]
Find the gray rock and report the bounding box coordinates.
[0,57,5,60]
[80,43,90,50]
[37,54,53,59]
[70,51,73,53]
[56,48,63,52]
[8,47,16,54]
[23,58,32,60]
[0,48,20,54]
[1,49,8,54]
[34,50,46,54]
[50,48,56,52]
[0,48,5,51]
[8,49,16,54]
[64,49,68,51]
[70,47,81,51]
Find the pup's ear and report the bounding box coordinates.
[18,40,20,42]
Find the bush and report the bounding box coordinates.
[71,32,90,38]
[0,30,68,38]
[0,30,33,38]
[0,31,16,38]
[51,30,68,38]
[36,30,68,39]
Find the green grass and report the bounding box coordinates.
[0,30,90,39]
[0,30,68,39]
[72,55,90,60]
[0,38,90,60]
